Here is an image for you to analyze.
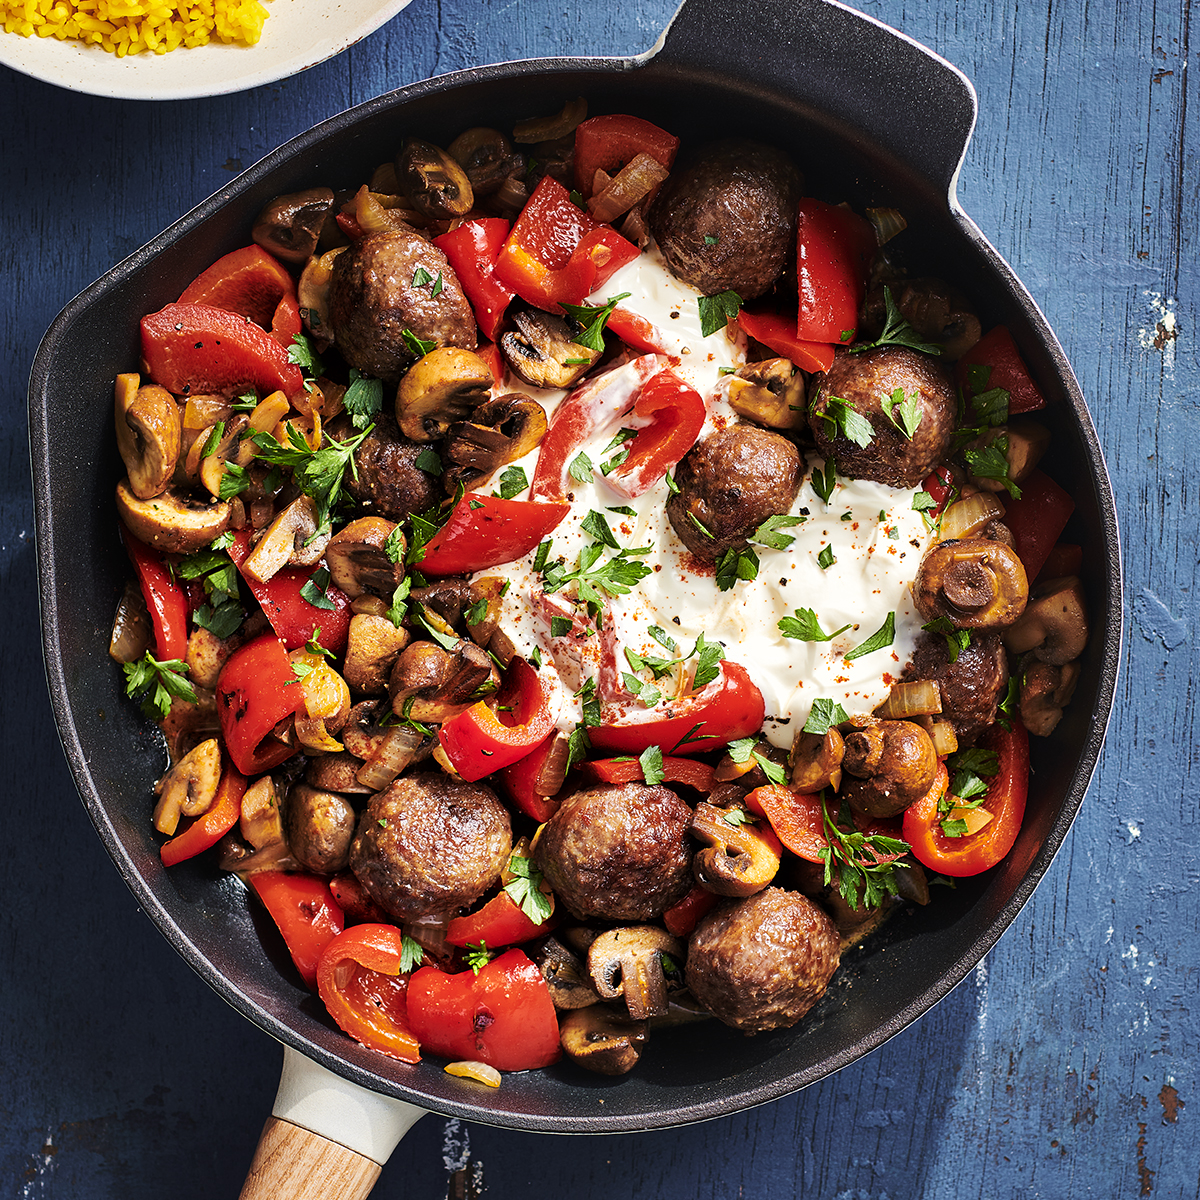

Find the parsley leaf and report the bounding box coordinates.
[844,611,896,661]
[343,370,383,430]
[778,607,853,642]
[399,935,426,974]
[751,513,805,551]
[542,544,652,604]
[811,458,838,504]
[401,329,437,358]
[193,598,243,639]
[300,565,336,610]
[568,451,594,485]
[922,616,971,663]
[964,436,1022,498]
[912,490,937,512]
[803,697,849,735]
[882,386,922,439]
[580,509,620,549]
[715,546,759,591]
[820,396,875,448]
[697,290,743,337]
[218,461,251,500]
[288,333,324,382]
[503,854,554,924]
[559,292,631,352]
[415,446,443,476]
[817,543,836,570]
[498,465,528,499]
[639,745,665,786]
[122,652,198,722]
[850,286,943,356]
[689,632,724,690]
[818,791,912,910]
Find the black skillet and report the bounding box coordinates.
[29,0,1122,1194]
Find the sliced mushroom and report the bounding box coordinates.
[388,639,495,723]
[410,579,473,627]
[1003,575,1089,665]
[965,422,1052,495]
[500,310,601,389]
[116,480,231,555]
[198,413,252,499]
[512,97,587,143]
[913,538,1029,629]
[690,803,782,898]
[115,376,181,500]
[241,495,329,583]
[840,718,938,818]
[447,127,525,196]
[396,138,474,219]
[252,187,336,264]
[726,358,806,431]
[325,516,404,598]
[152,737,222,836]
[536,937,602,1010]
[444,394,548,474]
[587,926,683,1021]
[240,774,285,851]
[339,699,390,759]
[158,685,220,764]
[1019,658,1082,736]
[396,347,494,442]
[559,1006,648,1076]
[343,613,411,695]
[284,783,356,874]
[790,727,845,792]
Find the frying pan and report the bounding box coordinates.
[29,0,1123,1195]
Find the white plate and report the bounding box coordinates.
[0,0,413,99]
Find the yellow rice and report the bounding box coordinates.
[1,0,269,54]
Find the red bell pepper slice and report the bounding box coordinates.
[120,524,189,661]
[662,885,720,938]
[316,924,421,1063]
[445,890,558,949]
[227,530,351,653]
[529,355,663,503]
[955,325,1047,415]
[439,658,556,780]
[573,114,680,197]
[493,176,640,311]
[734,308,836,373]
[177,244,301,347]
[159,763,247,867]
[249,871,345,990]
[795,198,875,345]
[215,633,308,774]
[589,660,766,757]
[999,469,1075,581]
[922,466,956,518]
[416,493,570,576]
[406,948,561,1071]
[743,784,828,862]
[141,302,305,398]
[432,219,515,342]
[1036,541,1083,583]
[606,306,668,354]
[584,755,716,793]
[498,732,567,823]
[903,724,1029,877]
[606,369,706,499]
[328,872,392,924]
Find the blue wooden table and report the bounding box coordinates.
[1,0,1194,1195]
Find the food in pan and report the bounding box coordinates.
[108,99,1089,1081]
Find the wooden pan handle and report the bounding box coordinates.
[238,1045,428,1199]
[240,1117,381,1200]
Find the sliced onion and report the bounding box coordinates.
[533,733,570,797]
[109,580,153,664]
[445,1061,502,1088]
[355,724,426,791]
[938,491,1005,542]
[875,679,942,719]
[353,185,424,234]
[489,173,530,220]
[866,206,908,246]
[513,97,587,143]
[588,152,670,224]
[924,718,959,757]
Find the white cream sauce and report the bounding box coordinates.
[475,249,934,750]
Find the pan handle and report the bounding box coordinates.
[239,1045,427,1200]
[646,0,978,197]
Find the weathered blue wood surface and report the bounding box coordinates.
[1,0,1194,1195]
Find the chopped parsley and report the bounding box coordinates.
[725,736,787,785]
[559,292,631,352]
[811,458,838,504]
[399,935,426,974]
[697,289,742,337]
[568,451,594,485]
[819,791,911,910]
[639,745,665,786]
[803,697,850,736]
[342,369,383,430]
[299,565,336,610]
[497,465,528,499]
[963,436,1022,498]
[122,653,197,722]
[504,853,553,924]
[819,396,875,449]
[778,607,853,642]
[817,543,836,570]
[844,611,896,661]
[882,386,922,439]
[401,329,437,358]
[922,616,971,663]
[850,285,943,356]
[464,942,493,975]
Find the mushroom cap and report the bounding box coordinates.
[115,479,230,555]
[913,538,1029,629]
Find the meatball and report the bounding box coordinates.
[905,630,1009,746]
[533,783,694,921]
[685,888,841,1033]
[349,773,511,921]
[343,412,441,521]
[649,140,802,300]
[809,346,956,488]
[328,229,477,381]
[666,424,803,560]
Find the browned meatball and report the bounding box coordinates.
[905,630,1009,746]
[685,888,840,1033]
[349,773,511,921]
[666,425,802,560]
[328,229,477,381]
[649,140,802,300]
[533,783,694,921]
[809,346,956,488]
[343,412,441,521]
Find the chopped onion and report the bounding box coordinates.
[353,185,424,234]
[109,580,152,664]
[532,734,570,797]
[875,679,942,719]
[513,97,587,143]
[355,724,426,791]
[588,153,670,225]
[938,492,1005,542]
[866,206,908,246]
[925,718,959,757]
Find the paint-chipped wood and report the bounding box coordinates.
[1,0,1197,1196]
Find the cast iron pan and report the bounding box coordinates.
[29,0,1122,1192]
